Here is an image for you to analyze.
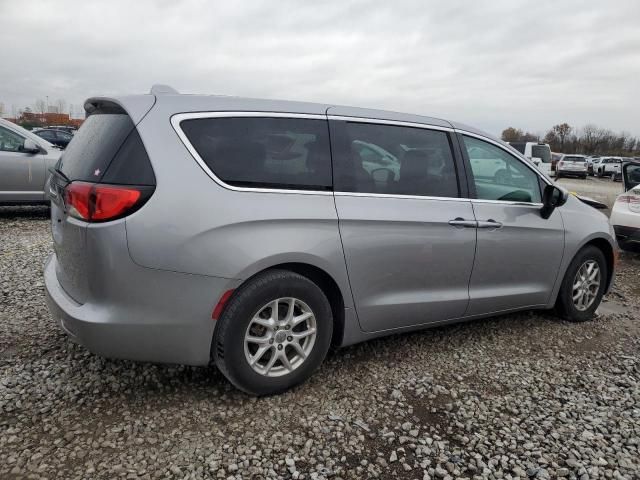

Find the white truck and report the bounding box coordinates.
[507,141,554,177]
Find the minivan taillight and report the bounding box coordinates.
[64,181,153,222]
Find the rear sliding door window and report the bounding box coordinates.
[332,121,459,197]
[180,117,332,191]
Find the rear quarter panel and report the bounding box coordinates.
[124,101,354,310]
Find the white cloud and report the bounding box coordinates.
[1,0,639,135]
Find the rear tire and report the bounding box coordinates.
[212,269,333,396]
[555,246,607,322]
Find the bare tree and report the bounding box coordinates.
[580,124,610,154]
[552,123,572,152]
[56,99,67,114]
[34,99,47,114]
[501,127,523,142]
[0,102,4,117]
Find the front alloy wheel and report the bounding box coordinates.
[571,260,601,311]
[556,246,607,322]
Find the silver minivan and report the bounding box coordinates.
[45,87,616,395]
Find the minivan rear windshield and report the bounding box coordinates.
[531,145,551,163]
[58,113,155,185]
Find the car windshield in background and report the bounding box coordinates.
[532,145,552,163]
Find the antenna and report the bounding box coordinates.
[150,84,179,95]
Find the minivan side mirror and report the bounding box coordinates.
[541,184,568,219]
[21,138,41,154]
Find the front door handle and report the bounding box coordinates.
[448,218,477,228]
[477,219,503,229]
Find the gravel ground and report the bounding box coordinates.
[1,205,639,480]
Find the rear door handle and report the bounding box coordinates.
[448,218,477,228]
[477,219,503,229]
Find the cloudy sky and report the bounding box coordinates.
[1,0,639,136]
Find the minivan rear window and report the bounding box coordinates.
[180,117,332,191]
[58,112,155,185]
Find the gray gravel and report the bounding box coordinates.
[1,205,639,480]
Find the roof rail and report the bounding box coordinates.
[150,84,179,95]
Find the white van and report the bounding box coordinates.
[508,142,554,177]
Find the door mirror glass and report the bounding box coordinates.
[21,138,41,154]
[541,184,568,219]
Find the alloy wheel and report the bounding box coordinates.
[244,297,317,377]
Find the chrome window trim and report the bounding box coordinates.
[327,115,454,133]
[171,111,333,196]
[334,191,469,202]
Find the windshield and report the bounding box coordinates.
[531,145,551,163]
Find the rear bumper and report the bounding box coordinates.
[613,225,640,245]
[557,169,587,177]
[44,253,238,366]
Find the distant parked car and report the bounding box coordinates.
[0,118,61,204]
[34,128,74,149]
[586,156,599,176]
[595,157,622,178]
[46,125,77,135]
[556,154,587,179]
[610,161,640,251]
[508,141,554,177]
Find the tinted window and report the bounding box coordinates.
[563,156,586,163]
[333,122,459,197]
[37,130,56,140]
[509,142,526,154]
[181,117,332,190]
[0,126,26,152]
[531,145,551,163]
[464,136,541,203]
[58,113,154,185]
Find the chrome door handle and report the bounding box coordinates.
[448,218,477,228]
[477,219,503,229]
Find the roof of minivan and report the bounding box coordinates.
[86,89,501,143]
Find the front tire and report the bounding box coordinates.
[555,246,607,322]
[212,270,333,396]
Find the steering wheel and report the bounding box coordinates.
[370,167,396,182]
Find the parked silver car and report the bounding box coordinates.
[44,86,617,395]
[0,118,61,204]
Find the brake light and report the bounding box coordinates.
[64,181,152,222]
[616,194,640,204]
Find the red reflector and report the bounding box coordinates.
[64,181,148,222]
[212,289,235,320]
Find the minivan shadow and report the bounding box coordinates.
[62,309,566,402]
[0,205,50,219]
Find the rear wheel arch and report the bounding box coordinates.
[214,262,346,348]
